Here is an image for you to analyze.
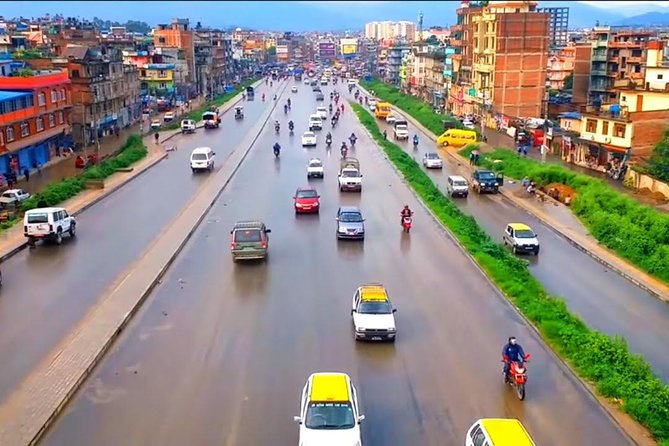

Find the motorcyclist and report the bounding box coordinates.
[262,93,266,101]
[288,120,294,131]
[274,120,280,132]
[284,104,288,114]
[273,142,281,155]
[400,205,413,225]
[326,131,332,144]
[340,103,344,112]
[273,94,277,101]
[349,132,357,145]
[329,103,333,114]
[413,134,419,146]
[287,98,291,108]
[502,336,526,382]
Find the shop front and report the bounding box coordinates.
[564,137,630,172]
[0,130,72,176]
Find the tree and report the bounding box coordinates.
[648,129,669,182]
[563,72,573,90]
[267,46,277,56]
[424,34,440,46]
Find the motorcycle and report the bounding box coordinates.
[341,146,348,158]
[284,105,288,114]
[401,215,412,233]
[413,140,419,150]
[274,147,280,158]
[275,125,280,134]
[326,137,332,148]
[504,353,531,400]
[349,136,357,147]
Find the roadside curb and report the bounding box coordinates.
[362,84,669,302]
[0,80,290,446]
[350,102,646,446]
[0,152,168,264]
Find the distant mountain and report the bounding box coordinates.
[619,12,669,26]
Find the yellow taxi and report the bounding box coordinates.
[465,418,536,446]
[294,372,364,446]
[351,284,397,342]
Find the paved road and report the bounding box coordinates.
[373,100,669,383]
[42,80,631,446]
[0,82,283,403]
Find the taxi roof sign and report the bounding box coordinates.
[480,419,535,446]
[509,223,532,231]
[310,373,350,402]
[359,284,388,301]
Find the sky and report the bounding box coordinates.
[581,0,669,6]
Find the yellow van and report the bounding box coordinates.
[375,102,392,120]
[437,128,477,147]
[465,418,536,446]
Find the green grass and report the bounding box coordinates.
[162,78,260,131]
[14,134,148,215]
[459,146,669,286]
[351,101,669,444]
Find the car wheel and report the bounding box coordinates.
[534,248,540,256]
[512,244,518,254]
[192,168,196,173]
[28,238,36,248]
[69,223,76,237]
[55,231,63,245]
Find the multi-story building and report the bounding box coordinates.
[449,1,485,115]
[547,44,576,90]
[153,19,195,85]
[0,69,72,174]
[573,26,655,105]
[385,44,411,86]
[565,40,669,170]
[451,0,549,120]
[365,21,416,43]
[213,33,235,85]
[424,49,447,109]
[51,45,140,146]
[139,63,175,96]
[537,7,569,49]
[193,30,213,98]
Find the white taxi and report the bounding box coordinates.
[302,131,317,147]
[294,372,365,446]
[351,284,397,342]
[307,158,324,178]
[503,223,540,256]
[316,106,328,119]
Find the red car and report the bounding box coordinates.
[294,186,320,214]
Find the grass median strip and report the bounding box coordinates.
[162,77,260,131]
[351,101,669,444]
[460,146,669,287]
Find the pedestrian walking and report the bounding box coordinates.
[23,168,30,182]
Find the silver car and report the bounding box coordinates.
[336,206,365,240]
[423,152,443,169]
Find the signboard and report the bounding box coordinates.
[276,45,289,54]
[319,42,336,58]
[342,44,357,55]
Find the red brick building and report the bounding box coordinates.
[0,70,72,175]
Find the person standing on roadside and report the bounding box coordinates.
[23,167,30,182]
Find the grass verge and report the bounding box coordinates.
[162,78,260,131]
[351,101,669,444]
[459,146,669,286]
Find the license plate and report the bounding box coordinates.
[371,336,382,341]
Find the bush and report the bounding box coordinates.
[20,134,148,212]
[459,146,669,285]
[351,101,669,443]
[163,78,260,131]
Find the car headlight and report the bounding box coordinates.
[388,327,396,332]
[494,182,499,186]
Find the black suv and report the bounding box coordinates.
[471,169,504,194]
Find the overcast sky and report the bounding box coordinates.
[580,0,669,6]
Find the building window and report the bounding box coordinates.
[159,82,167,89]
[6,127,14,142]
[602,120,609,135]
[20,121,29,137]
[38,92,46,105]
[0,129,3,146]
[36,117,44,132]
[613,123,626,138]
[159,36,166,44]
[57,111,64,124]
[48,114,55,128]
[158,70,167,78]
[658,74,664,80]
[586,119,597,133]
[51,89,58,103]
[60,88,66,100]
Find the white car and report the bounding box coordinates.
[291,86,298,93]
[180,119,196,134]
[302,131,317,147]
[294,372,365,446]
[316,106,328,119]
[503,223,540,255]
[303,78,311,85]
[351,284,397,342]
[462,120,476,130]
[309,114,323,131]
[0,188,30,205]
[422,152,443,169]
[163,111,175,122]
[386,113,399,124]
[150,119,161,129]
[307,158,324,178]
[24,207,76,247]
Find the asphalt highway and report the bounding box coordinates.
[41,79,632,446]
[0,81,283,403]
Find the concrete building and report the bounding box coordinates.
[449,1,549,120]
[537,7,569,49]
[385,44,411,86]
[547,45,576,90]
[139,63,175,96]
[0,70,72,174]
[365,21,416,42]
[153,19,195,85]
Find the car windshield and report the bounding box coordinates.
[426,153,439,159]
[305,402,355,429]
[297,190,318,199]
[478,172,495,179]
[515,229,536,239]
[192,153,208,160]
[304,133,314,137]
[341,170,359,178]
[309,161,322,167]
[234,229,262,243]
[454,180,468,187]
[358,301,392,314]
[340,212,362,222]
[27,213,49,224]
[203,113,216,119]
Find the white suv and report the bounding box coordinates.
[24,207,76,247]
[294,372,364,446]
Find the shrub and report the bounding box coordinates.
[351,101,669,443]
[459,146,669,285]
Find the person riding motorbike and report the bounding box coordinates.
[329,103,333,114]
[340,142,348,157]
[154,132,159,144]
[349,132,357,146]
[341,103,345,112]
[273,94,277,101]
[274,121,280,133]
[413,134,419,146]
[273,142,281,156]
[326,131,332,146]
[262,93,266,101]
[330,92,334,100]
[400,205,413,225]
[288,120,294,132]
[502,336,526,383]
[284,104,289,114]
[287,98,291,108]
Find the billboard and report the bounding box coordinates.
[340,38,358,59]
[319,42,336,58]
[341,44,357,55]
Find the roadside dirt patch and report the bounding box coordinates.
[541,183,576,205]
[633,187,669,205]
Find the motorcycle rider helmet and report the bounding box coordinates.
[509,336,517,345]
[404,205,410,210]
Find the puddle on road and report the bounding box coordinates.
[84,377,127,405]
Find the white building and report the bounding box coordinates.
[365,21,416,42]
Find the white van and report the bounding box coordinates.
[190,146,215,172]
[24,207,77,247]
[308,114,323,131]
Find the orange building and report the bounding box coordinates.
[0,70,72,175]
[153,19,195,83]
[547,45,575,90]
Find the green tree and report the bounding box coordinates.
[648,129,669,182]
[563,72,573,90]
[267,46,277,56]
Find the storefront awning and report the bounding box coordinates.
[575,138,629,153]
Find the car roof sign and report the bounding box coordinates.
[310,374,350,402]
[360,285,388,301]
[509,223,531,231]
[480,419,536,446]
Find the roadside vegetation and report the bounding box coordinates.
[351,101,669,444]
[163,78,260,130]
[460,146,669,286]
[362,77,669,287]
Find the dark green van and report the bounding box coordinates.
[230,220,271,262]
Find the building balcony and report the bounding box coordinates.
[451,24,463,33]
[592,52,607,61]
[608,56,619,63]
[475,64,494,73]
[590,82,610,92]
[609,40,644,48]
[627,56,642,63]
[594,39,608,48]
[584,105,631,122]
[450,39,463,47]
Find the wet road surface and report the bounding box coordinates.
[42,80,632,446]
[372,99,669,383]
[0,82,283,403]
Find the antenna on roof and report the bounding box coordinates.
[418,11,424,42]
